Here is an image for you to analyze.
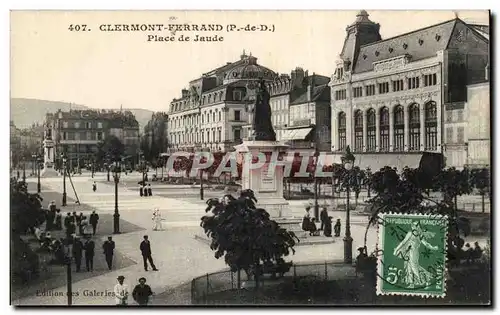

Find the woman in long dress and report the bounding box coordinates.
[152,208,163,231]
[393,221,439,288]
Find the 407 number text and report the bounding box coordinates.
[68,24,90,32]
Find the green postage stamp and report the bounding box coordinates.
[376,213,448,297]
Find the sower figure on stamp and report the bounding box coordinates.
[84,238,95,272]
[72,236,84,272]
[103,236,115,270]
[393,221,439,288]
[140,235,158,271]
[89,210,99,235]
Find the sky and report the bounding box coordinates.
[10,10,489,112]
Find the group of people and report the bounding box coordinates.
[45,201,63,231]
[64,211,100,239]
[302,206,342,237]
[448,236,484,265]
[140,184,153,197]
[114,276,154,306]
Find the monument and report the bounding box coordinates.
[41,124,59,177]
[234,79,290,218]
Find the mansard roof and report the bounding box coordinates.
[353,19,458,73]
[290,84,331,105]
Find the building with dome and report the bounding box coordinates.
[167,51,277,153]
[329,10,489,170]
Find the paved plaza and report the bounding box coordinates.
[12,171,489,305]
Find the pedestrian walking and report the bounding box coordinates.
[139,185,144,197]
[114,276,129,306]
[320,207,328,231]
[55,209,62,230]
[334,219,341,237]
[92,181,97,192]
[132,277,153,306]
[147,184,152,196]
[64,212,72,230]
[324,216,333,237]
[140,235,158,271]
[84,238,95,272]
[103,236,115,270]
[89,211,99,235]
[72,236,84,272]
[152,208,163,231]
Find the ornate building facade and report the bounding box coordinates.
[44,109,140,169]
[167,52,276,153]
[330,11,489,170]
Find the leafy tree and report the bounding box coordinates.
[433,167,471,212]
[96,135,125,166]
[201,189,299,288]
[10,178,45,235]
[470,168,490,213]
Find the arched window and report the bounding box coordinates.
[354,110,363,152]
[213,111,216,122]
[425,101,437,150]
[379,107,390,152]
[367,109,376,152]
[338,112,346,150]
[393,105,405,152]
[208,95,212,103]
[408,104,421,151]
[218,111,222,121]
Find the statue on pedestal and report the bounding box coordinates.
[251,79,276,141]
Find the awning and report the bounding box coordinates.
[281,128,313,141]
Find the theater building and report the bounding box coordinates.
[329,11,489,170]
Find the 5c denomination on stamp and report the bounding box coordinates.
[376,213,448,298]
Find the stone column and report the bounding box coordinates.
[362,110,368,152]
[375,108,380,152]
[389,106,394,152]
[404,105,409,152]
[420,105,425,151]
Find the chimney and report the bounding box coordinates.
[307,73,315,101]
[292,67,305,88]
[181,89,189,98]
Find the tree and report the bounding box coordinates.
[141,112,169,167]
[10,178,45,235]
[433,167,471,212]
[470,168,490,213]
[96,135,125,165]
[201,189,299,289]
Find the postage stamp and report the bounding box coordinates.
[376,213,448,298]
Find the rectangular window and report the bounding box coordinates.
[409,127,420,151]
[424,73,438,87]
[408,77,420,89]
[365,85,376,96]
[367,130,376,152]
[218,129,222,142]
[446,127,454,143]
[63,121,69,128]
[335,89,347,101]
[457,127,465,143]
[353,87,363,98]
[446,110,453,122]
[234,129,241,141]
[378,82,389,94]
[97,132,103,141]
[394,128,404,152]
[456,110,464,122]
[68,132,75,140]
[212,130,216,142]
[74,122,80,129]
[380,129,390,152]
[233,91,242,101]
[86,122,92,129]
[234,110,241,121]
[63,132,67,140]
[338,129,346,151]
[392,79,404,92]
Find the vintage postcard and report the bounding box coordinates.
[10,10,491,306]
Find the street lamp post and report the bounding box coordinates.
[32,154,37,176]
[37,156,42,193]
[113,160,121,234]
[312,143,320,220]
[200,150,205,200]
[62,154,67,206]
[366,167,372,198]
[22,160,26,183]
[341,146,355,264]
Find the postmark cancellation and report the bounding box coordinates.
[376,213,448,298]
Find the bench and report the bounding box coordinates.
[254,261,293,279]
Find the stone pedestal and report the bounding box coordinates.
[234,140,290,218]
[41,138,59,177]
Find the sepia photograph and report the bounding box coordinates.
[9,8,491,306]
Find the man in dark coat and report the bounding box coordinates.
[66,222,76,240]
[334,219,341,237]
[89,211,99,235]
[55,209,62,230]
[72,236,84,272]
[140,235,158,271]
[140,185,144,197]
[324,216,333,237]
[92,181,97,192]
[84,238,95,272]
[103,236,115,270]
[320,207,328,231]
[64,212,72,230]
[132,277,153,306]
[71,212,77,225]
[147,184,152,197]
